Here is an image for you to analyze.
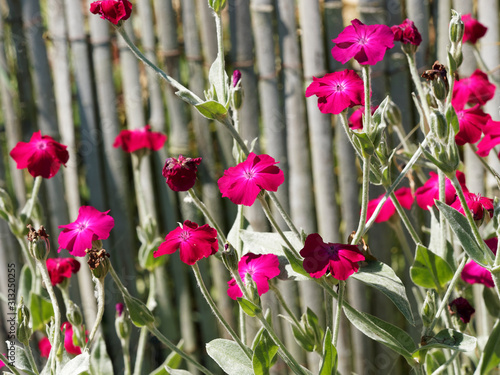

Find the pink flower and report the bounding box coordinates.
[461,238,497,288]
[116,303,124,317]
[454,104,491,146]
[448,297,475,324]
[462,14,487,44]
[232,70,242,87]
[348,106,377,130]
[305,70,365,114]
[38,337,51,358]
[300,233,365,280]
[9,131,69,179]
[46,258,81,286]
[162,155,202,192]
[366,187,414,223]
[331,19,394,66]
[218,153,284,206]
[476,120,500,157]
[391,19,422,46]
[58,206,115,257]
[450,192,494,222]
[113,125,166,153]
[62,322,83,355]
[227,253,280,300]
[90,0,132,25]
[452,69,496,109]
[154,220,218,265]
[415,171,467,210]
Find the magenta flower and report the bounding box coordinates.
[162,155,202,192]
[462,14,487,44]
[58,206,115,257]
[450,192,494,222]
[452,70,496,109]
[10,131,69,179]
[391,19,422,46]
[38,337,51,358]
[62,322,83,355]
[116,303,124,317]
[415,171,467,210]
[300,233,365,280]
[227,253,280,300]
[232,70,242,87]
[154,220,218,265]
[331,19,394,66]
[218,153,284,206]
[448,297,475,324]
[348,105,378,130]
[462,238,497,288]
[366,187,414,223]
[46,258,81,286]
[113,125,166,153]
[90,0,132,25]
[305,69,365,114]
[476,120,500,157]
[454,104,491,146]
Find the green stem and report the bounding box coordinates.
[390,191,421,246]
[16,237,36,283]
[23,176,43,224]
[425,256,468,334]
[191,263,252,359]
[362,66,372,129]
[405,52,431,124]
[133,272,156,375]
[188,189,227,246]
[390,220,414,264]
[123,340,132,375]
[267,191,302,241]
[148,325,216,375]
[0,353,22,375]
[24,343,39,375]
[438,170,448,265]
[431,351,460,375]
[214,12,227,103]
[220,116,250,155]
[132,154,148,224]
[351,156,370,245]
[270,284,303,333]
[332,281,345,347]
[35,255,61,373]
[85,276,105,349]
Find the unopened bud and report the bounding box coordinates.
[123,294,155,327]
[449,10,465,44]
[27,225,50,261]
[431,78,447,101]
[208,0,226,13]
[384,100,402,126]
[17,299,32,345]
[244,273,260,305]
[92,240,103,250]
[430,111,448,142]
[221,243,239,272]
[421,290,437,327]
[66,301,83,327]
[115,303,132,341]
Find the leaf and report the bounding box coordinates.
[419,329,476,352]
[14,346,35,374]
[478,319,500,374]
[282,246,310,280]
[305,308,323,349]
[149,340,185,374]
[30,292,54,331]
[436,201,494,267]
[237,298,260,317]
[446,105,459,135]
[18,265,32,306]
[59,352,90,375]
[164,368,192,375]
[483,287,500,318]
[410,245,454,290]
[175,88,201,106]
[208,51,229,105]
[351,131,375,156]
[279,315,315,352]
[424,350,447,374]
[90,337,114,375]
[343,304,416,364]
[195,100,228,121]
[252,330,278,375]
[206,339,253,375]
[319,329,337,375]
[352,260,415,325]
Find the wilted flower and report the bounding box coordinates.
[162,155,202,192]
[227,253,280,300]
[462,14,487,44]
[391,19,422,46]
[366,187,414,223]
[113,125,166,154]
[448,297,475,324]
[90,0,132,25]
[46,258,81,286]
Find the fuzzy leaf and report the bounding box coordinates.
[195,100,228,120]
[478,319,500,374]
[208,51,229,105]
[252,330,278,375]
[319,329,337,375]
[59,352,90,375]
[206,339,253,375]
[237,298,260,317]
[30,292,54,331]
[14,346,35,374]
[90,337,113,375]
[164,368,192,375]
[483,287,500,318]
[419,329,476,352]
[18,265,32,306]
[352,260,415,325]
[175,88,201,106]
[424,350,447,374]
[410,245,454,290]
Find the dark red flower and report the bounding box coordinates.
[300,233,365,280]
[452,69,496,109]
[454,104,491,146]
[218,153,284,206]
[415,171,467,210]
[227,253,280,300]
[448,297,475,324]
[476,120,500,157]
[46,258,81,286]
[113,125,166,153]
[366,187,414,223]
[462,14,487,44]
[9,131,69,179]
[154,220,218,265]
[306,70,365,115]
[331,19,394,66]
[391,19,422,46]
[90,0,132,25]
[450,192,494,222]
[38,337,51,358]
[162,155,202,192]
[461,238,497,288]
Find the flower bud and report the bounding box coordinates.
[431,78,447,101]
[123,293,155,327]
[91,255,110,279]
[384,100,402,126]
[27,225,50,261]
[17,300,32,345]
[430,111,448,142]
[449,10,465,44]
[421,290,437,327]
[115,303,132,341]
[230,71,243,110]
[66,301,83,327]
[449,297,475,331]
[92,239,103,250]
[221,243,239,272]
[208,0,226,13]
[244,273,260,305]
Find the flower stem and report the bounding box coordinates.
[17,237,36,283]
[362,66,372,129]
[332,281,345,347]
[134,272,156,375]
[425,256,468,334]
[351,156,370,245]
[0,353,21,375]
[148,325,216,375]
[35,254,61,373]
[270,284,303,333]
[214,12,227,104]
[23,176,43,224]
[431,351,460,375]
[438,170,448,262]
[191,263,252,359]
[188,189,227,246]
[390,191,421,245]
[24,343,39,375]
[123,340,132,375]
[85,276,106,349]
[132,154,148,224]
[267,191,301,241]
[405,52,431,123]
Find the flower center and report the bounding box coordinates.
[335,83,345,92]
[327,245,340,261]
[358,36,368,45]
[243,169,255,180]
[179,230,191,241]
[37,141,48,150]
[77,222,88,232]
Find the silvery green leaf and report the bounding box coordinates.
[477,319,500,374]
[208,52,229,105]
[419,329,476,352]
[90,337,113,375]
[14,346,35,374]
[206,339,253,375]
[410,245,454,290]
[195,100,228,121]
[59,352,90,375]
[319,329,337,375]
